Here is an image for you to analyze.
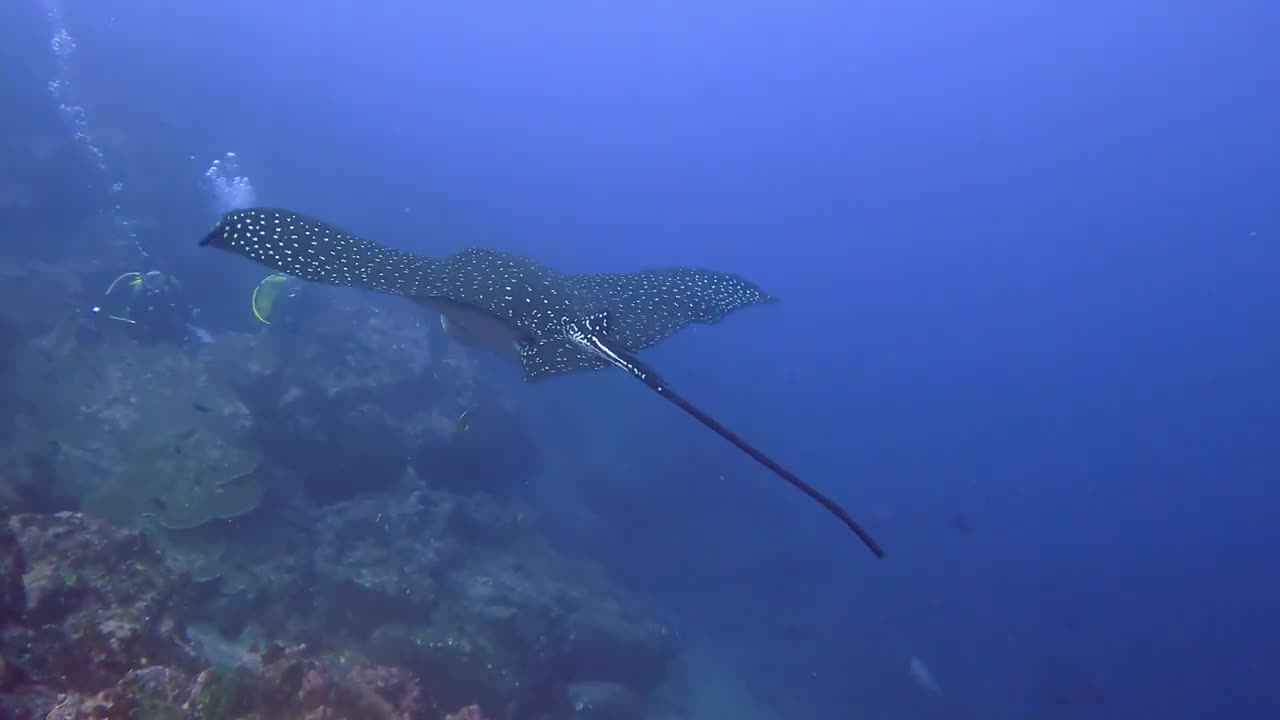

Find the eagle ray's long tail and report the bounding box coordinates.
[656,383,886,558]
[615,349,885,558]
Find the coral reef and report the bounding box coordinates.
[208,480,679,717]
[5,338,258,514]
[0,501,678,718]
[41,646,438,720]
[85,428,261,531]
[0,512,202,716]
[0,512,486,719]
[0,259,685,719]
[201,296,538,504]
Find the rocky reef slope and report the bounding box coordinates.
[0,261,684,720]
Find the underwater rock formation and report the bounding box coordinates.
[84,428,261,531]
[0,510,679,719]
[209,480,675,717]
[309,483,461,635]
[6,338,259,514]
[0,262,684,718]
[1,267,537,512]
[361,510,678,716]
[41,644,444,720]
[2,336,267,600]
[565,681,643,720]
[0,512,202,713]
[0,257,97,346]
[0,511,490,720]
[0,479,687,716]
[203,295,539,504]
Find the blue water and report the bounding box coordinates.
[3,1,1277,717]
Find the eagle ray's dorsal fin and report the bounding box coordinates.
[581,310,610,337]
[562,313,657,385]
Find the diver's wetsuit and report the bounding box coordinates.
[131,285,193,344]
[122,272,194,345]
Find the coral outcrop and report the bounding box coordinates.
[0,475,681,718]
[0,512,201,716]
[43,646,435,720]
[0,512,494,720]
[200,295,539,504]
[0,259,685,719]
[200,481,680,717]
[6,337,260,519]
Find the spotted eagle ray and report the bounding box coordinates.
[200,208,885,558]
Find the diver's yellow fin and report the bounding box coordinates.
[252,273,289,324]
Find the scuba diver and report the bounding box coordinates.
[91,270,209,345]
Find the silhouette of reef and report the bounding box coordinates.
[0,262,683,720]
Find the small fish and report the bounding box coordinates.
[150,496,168,511]
[192,402,211,413]
[187,324,215,344]
[454,409,471,433]
[909,656,941,694]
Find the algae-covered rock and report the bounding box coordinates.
[37,643,447,720]
[142,520,232,583]
[84,428,261,531]
[0,257,97,345]
[202,294,535,504]
[0,517,25,629]
[368,622,519,714]
[2,512,202,691]
[311,482,458,630]
[6,338,254,505]
[567,681,642,720]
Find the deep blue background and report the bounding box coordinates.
[3,1,1277,717]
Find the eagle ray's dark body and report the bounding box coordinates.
[200,207,885,558]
